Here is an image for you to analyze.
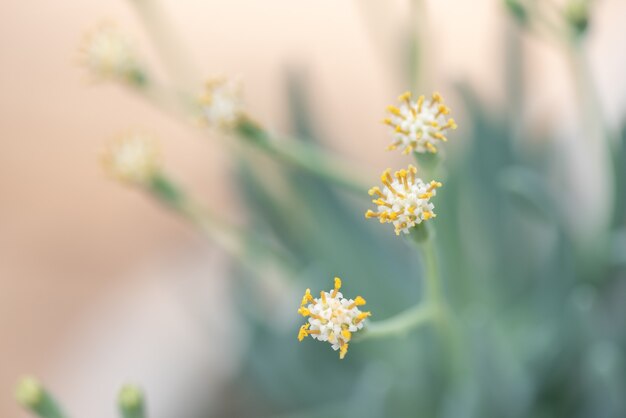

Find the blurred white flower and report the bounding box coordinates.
[298,277,370,359]
[200,78,243,128]
[366,165,442,235]
[80,23,145,84]
[384,92,457,154]
[102,132,161,184]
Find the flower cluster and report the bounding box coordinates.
[199,77,243,128]
[364,91,454,235]
[384,91,457,155]
[102,133,161,184]
[366,165,441,235]
[80,23,144,84]
[298,278,371,359]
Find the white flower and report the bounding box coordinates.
[200,78,242,128]
[298,278,370,359]
[102,133,161,184]
[80,23,143,83]
[366,165,442,235]
[384,92,457,154]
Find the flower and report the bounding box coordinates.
[365,165,442,235]
[298,277,371,359]
[199,77,243,128]
[80,23,144,84]
[102,132,161,184]
[383,91,457,154]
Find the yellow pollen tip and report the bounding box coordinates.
[368,187,383,197]
[341,329,352,341]
[298,307,311,317]
[386,105,401,116]
[354,296,366,305]
[339,343,349,360]
[298,324,310,341]
[331,277,342,297]
[398,91,411,102]
[365,210,378,219]
[301,288,313,306]
[355,311,372,323]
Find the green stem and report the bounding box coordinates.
[357,302,433,341]
[147,173,295,273]
[414,233,464,375]
[15,378,67,418]
[118,385,146,418]
[127,0,198,90]
[235,117,369,195]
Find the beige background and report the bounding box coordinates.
[1,0,626,416]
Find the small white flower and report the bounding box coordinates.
[384,92,457,154]
[366,165,442,235]
[298,278,370,359]
[200,78,243,128]
[80,23,144,83]
[102,133,161,184]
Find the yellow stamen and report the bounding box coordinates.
[339,342,349,360]
[444,118,457,130]
[428,181,443,191]
[372,198,392,208]
[349,296,366,309]
[354,311,372,324]
[398,91,411,102]
[331,277,342,298]
[368,187,383,197]
[417,95,425,112]
[320,291,327,305]
[300,288,313,307]
[298,307,311,317]
[298,323,310,341]
[365,210,380,218]
[386,105,402,117]
[341,329,352,341]
[436,105,450,117]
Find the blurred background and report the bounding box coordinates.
[2,0,626,417]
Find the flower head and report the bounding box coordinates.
[365,165,442,235]
[298,277,370,359]
[80,23,144,84]
[383,92,457,154]
[199,77,243,128]
[102,132,161,184]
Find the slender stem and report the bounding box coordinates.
[147,173,295,273]
[127,0,198,89]
[415,234,464,376]
[15,378,68,418]
[118,385,146,418]
[357,302,433,341]
[235,118,369,195]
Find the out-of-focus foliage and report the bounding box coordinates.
[216,62,626,418]
[23,2,626,418]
